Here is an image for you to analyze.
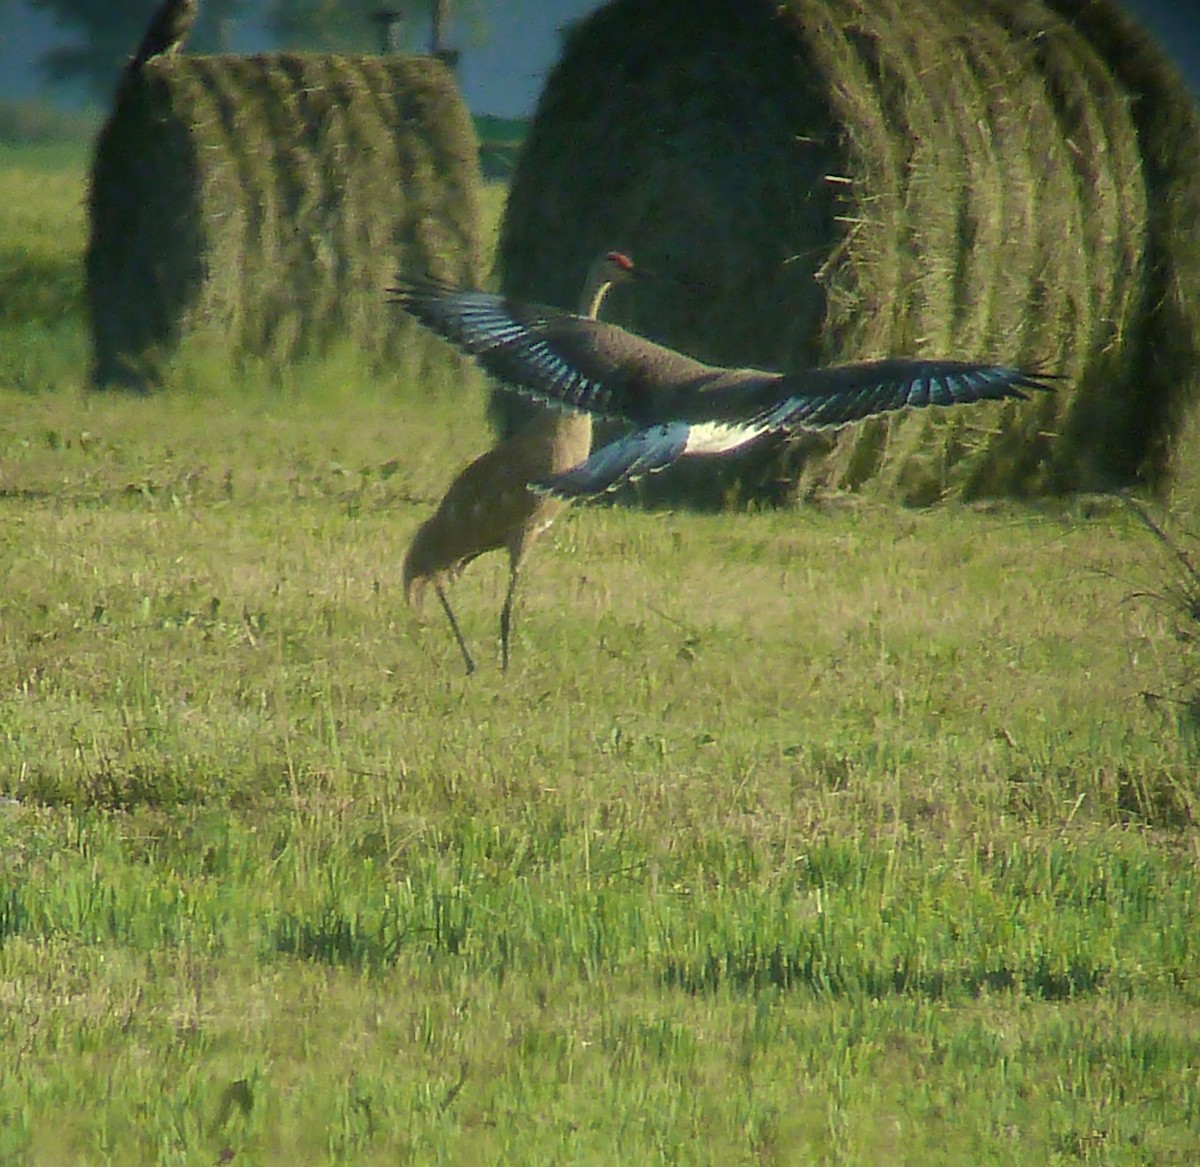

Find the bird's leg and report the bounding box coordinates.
[500,564,521,672]
[434,581,475,675]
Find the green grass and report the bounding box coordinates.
[0,141,1198,1166]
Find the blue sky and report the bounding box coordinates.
[0,0,601,116]
[0,0,1195,117]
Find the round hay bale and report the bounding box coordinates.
[497,0,1200,508]
[86,52,482,391]
[1037,0,1200,493]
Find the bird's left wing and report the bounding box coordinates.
[390,278,712,421]
[391,278,560,353]
[531,424,691,500]
[736,359,1058,430]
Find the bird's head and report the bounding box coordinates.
[601,250,639,284]
[584,250,665,317]
[600,250,674,287]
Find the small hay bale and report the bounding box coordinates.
[86,53,482,391]
[497,0,1200,507]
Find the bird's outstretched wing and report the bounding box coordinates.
[390,279,563,354]
[532,424,692,499]
[741,359,1059,431]
[391,280,1058,436]
[533,359,1059,498]
[390,278,714,422]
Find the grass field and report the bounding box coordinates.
[1,142,1198,1166]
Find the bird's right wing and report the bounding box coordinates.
[531,424,692,500]
[725,359,1059,430]
[390,279,712,422]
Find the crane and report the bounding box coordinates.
[401,251,646,673]
[389,276,1057,499]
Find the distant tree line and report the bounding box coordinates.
[27,0,459,99]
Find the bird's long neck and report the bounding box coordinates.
[578,263,618,320]
[530,260,615,457]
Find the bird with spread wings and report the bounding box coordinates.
[391,275,1056,500]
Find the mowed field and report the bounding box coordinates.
[1,141,1198,1165]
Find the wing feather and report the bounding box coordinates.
[532,424,691,499]
[756,360,1058,430]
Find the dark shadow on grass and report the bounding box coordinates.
[661,945,1107,1000]
[273,893,471,971]
[273,910,406,972]
[0,886,27,945]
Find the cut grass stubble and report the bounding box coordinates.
[1,143,1199,1166]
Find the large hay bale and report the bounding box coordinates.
[1037,0,1200,495]
[497,0,1200,507]
[87,53,482,390]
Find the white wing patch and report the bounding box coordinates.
[682,420,768,455]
